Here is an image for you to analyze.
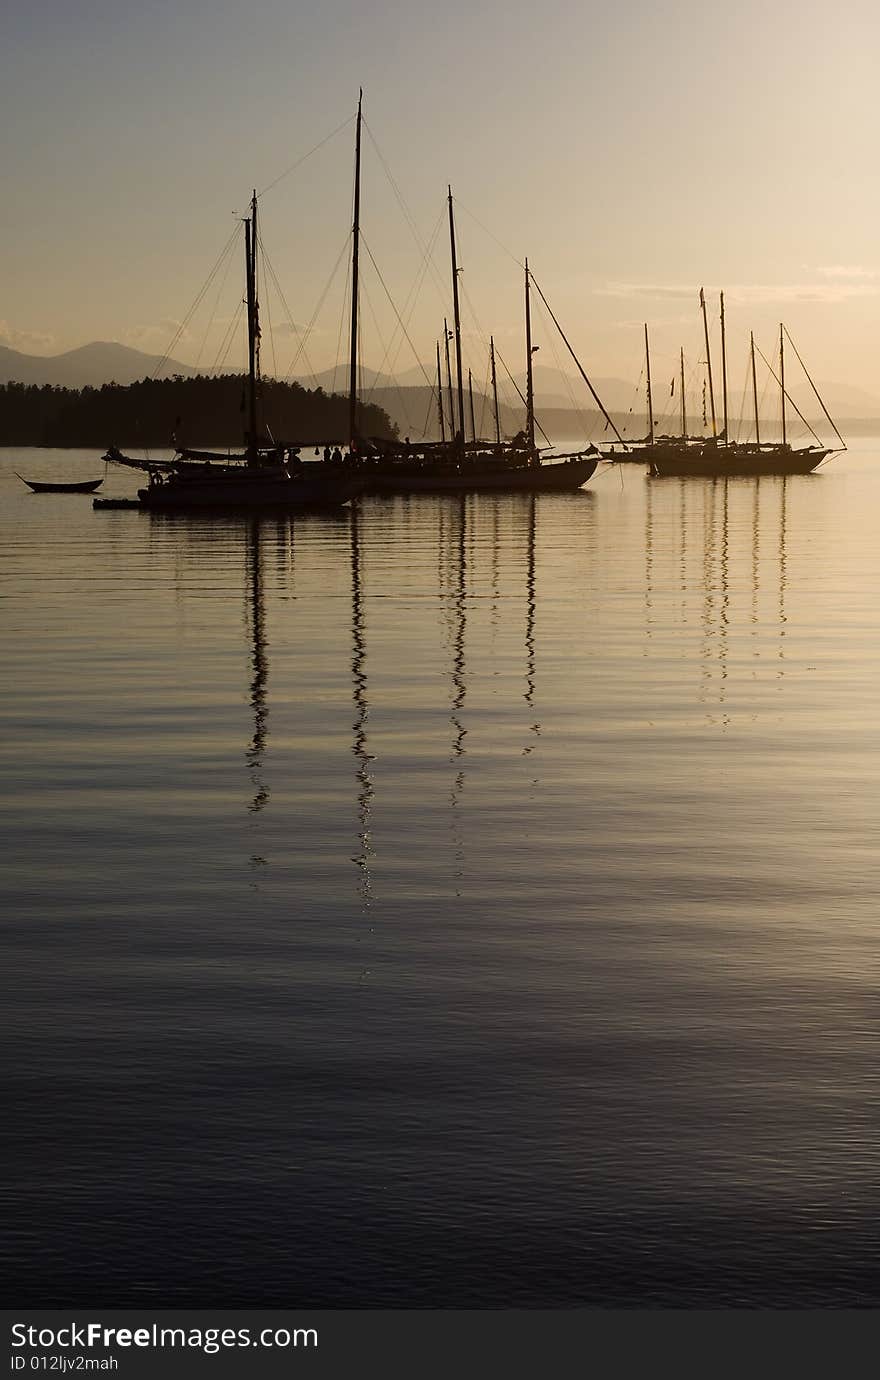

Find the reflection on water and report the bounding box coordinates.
[3,448,880,1306]
[245,519,269,815]
[524,494,540,750]
[350,506,374,906]
[641,474,793,723]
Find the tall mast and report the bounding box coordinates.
[244,191,260,462]
[750,330,761,447]
[720,291,729,445]
[348,90,363,450]
[525,258,536,461]
[680,347,686,438]
[447,187,466,451]
[700,287,717,438]
[490,334,501,444]
[443,319,455,440]
[644,323,654,445]
[468,369,477,444]
[436,341,446,443]
[779,322,787,447]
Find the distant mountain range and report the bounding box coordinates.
[299,362,646,415]
[0,342,200,389]
[2,341,877,432]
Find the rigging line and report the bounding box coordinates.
[631,364,651,438]
[257,114,356,199]
[457,281,492,393]
[211,305,239,373]
[478,357,490,439]
[153,220,242,378]
[215,299,245,372]
[419,200,462,314]
[361,122,452,310]
[458,280,529,434]
[359,232,434,389]
[626,338,645,430]
[535,299,584,430]
[420,385,436,440]
[493,343,553,447]
[283,232,352,384]
[683,354,706,436]
[259,245,320,389]
[367,214,444,391]
[332,255,352,399]
[406,203,451,311]
[757,357,773,433]
[385,214,445,379]
[654,356,679,435]
[458,275,510,398]
[493,340,525,416]
[358,313,364,418]
[754,343,822,446]
[257,234,279,383]
[359,272,417,436]
[211,285,246,373]
[454,197,524,270]
[736,358,751,443]
[783,326,847,449]
[361,119,425,251]
[532,293,592,439]
[193,228,239,372]
[528,272,626,445]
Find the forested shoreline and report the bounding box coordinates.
[0,375,398,447]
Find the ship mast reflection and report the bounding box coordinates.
[350,505,375,904]
[524,494,541,750]
[451,496,468,763]
[245,517,270,814]
[448,497,468,883]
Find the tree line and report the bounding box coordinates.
[0,375,398,448]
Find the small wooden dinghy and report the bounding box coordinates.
[17,475,104,493]
[93,497,142,509]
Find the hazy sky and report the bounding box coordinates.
[4,0,880,400]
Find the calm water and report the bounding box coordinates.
[2,445,880,1306]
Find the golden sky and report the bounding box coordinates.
[4,0,879,396]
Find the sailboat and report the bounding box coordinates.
[606,328,700,465]
[104,192,361,511]
[649,294,844,478]
[18,475,104,493]
[354,188,607,494]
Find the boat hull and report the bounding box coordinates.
[137,470,362,510]
[650,446,829,478]
[19,477,104,493]
[361,454,598,495]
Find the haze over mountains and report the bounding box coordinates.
[1,341,876,431]
[0,342,201,389]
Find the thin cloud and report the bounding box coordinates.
[0,320,56,353]
[599,281,880,304]
[598,284,696,302]
[124,320,191,348]
[815,265,878,280]
[616,314,695,329]
[271,321,314,337]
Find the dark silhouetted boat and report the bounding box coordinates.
[353,189,614,495]
[648,296,844,478]
[105,189,361,512]
[359,440,599,494]
[18,475,104,493]
[605,329,704,465]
